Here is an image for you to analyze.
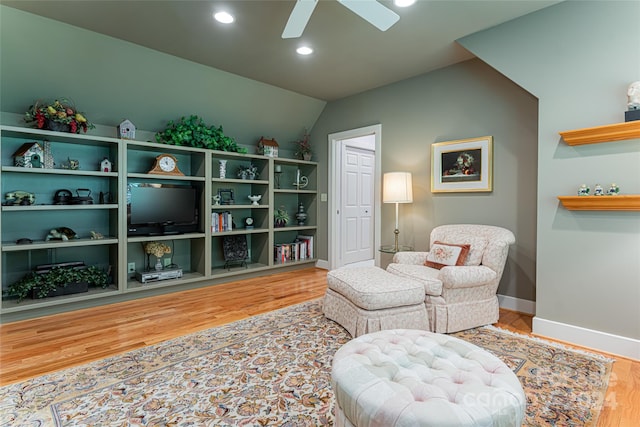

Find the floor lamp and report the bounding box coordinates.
[383,172,413,252]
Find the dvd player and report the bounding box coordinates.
[136,268,183,284]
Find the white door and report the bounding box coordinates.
[327,126,381,270]
[341,144,375,265]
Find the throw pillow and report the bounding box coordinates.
[424,241,470,269]
[437,232,489,266]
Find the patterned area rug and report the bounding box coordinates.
[1,300,612,426]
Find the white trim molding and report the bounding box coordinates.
[497,294,535,315]
[533,316,640,360]
[315,259,330,270]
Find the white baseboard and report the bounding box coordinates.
[497,294,535,315]
[315,259,329,270]
[533,316,640,360]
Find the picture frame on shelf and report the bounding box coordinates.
[431,136,493,193]
[217,188,234,205]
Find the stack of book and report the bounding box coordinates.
[212,211,233,233]
[274,234,314,264]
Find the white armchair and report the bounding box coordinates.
[386,224,515,333]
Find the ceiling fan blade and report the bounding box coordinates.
[338,0,400,31]
[282,0,319,39]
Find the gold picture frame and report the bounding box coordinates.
[431,136,493,193]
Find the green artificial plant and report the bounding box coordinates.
[155,115,247,153]
[274,206,290,227]
[8,265,109,303]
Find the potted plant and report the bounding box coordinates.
[8,265,109,303]
[156,115,248,153]
[24,98,95,133]
[292,129,312,161]
[274,206,290,228]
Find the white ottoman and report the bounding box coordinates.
[323,267,429,337]
[331,329,525,427]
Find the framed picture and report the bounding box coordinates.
[217,188,234,205]
[431,136,493,193]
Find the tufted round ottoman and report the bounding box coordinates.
[331,329,525,427]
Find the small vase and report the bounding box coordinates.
[219,160,227,179]
[303,153,312,161]
[155,258,163,271]
[295,202,307,226]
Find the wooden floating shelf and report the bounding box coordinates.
[559,121,640,145]
[557,195,640,211]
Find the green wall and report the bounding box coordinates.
[459,0,640,344]
[313,58,538,302]
[0,6,326,149]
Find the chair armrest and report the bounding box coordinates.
[392,251,429,265]
[439,266,497,289]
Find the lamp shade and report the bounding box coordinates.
[383,172,413,203]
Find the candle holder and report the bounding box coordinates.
[274,171,282,189]
[293,169,309,189]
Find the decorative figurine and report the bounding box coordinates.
[90,230,104,240]
[45,227,77,241]
[628,81,640,110]
[626,81,640,122]
[118,119,136,139]
[577,184,590,196]
[607,183,620,195]
[593,183,604,196]
[100,157,112,172]
[212,194,221,206]
[61,157,80,170]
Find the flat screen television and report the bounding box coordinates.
[127,183,199,236]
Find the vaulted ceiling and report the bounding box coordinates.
[3,1,559,101]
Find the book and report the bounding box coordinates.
[296,234,314,258]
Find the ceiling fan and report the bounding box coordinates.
[282,0,400,39]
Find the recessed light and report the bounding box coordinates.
[394,0,416,7]
[214,11,234,24]
[296,46,313,55]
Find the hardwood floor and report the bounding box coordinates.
[1,267,638,426]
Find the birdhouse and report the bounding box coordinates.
[257,137,279,157]
[100,157,112,172]
[118,119,136,140]
[13,142,44,168]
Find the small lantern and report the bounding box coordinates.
[257,137,279,157]
[118,119,136,139]
[100,157,112,172]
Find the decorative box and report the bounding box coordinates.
[257,137,279,157]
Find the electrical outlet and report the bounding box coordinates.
[164,258,172,267]
[127,262,136,273]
